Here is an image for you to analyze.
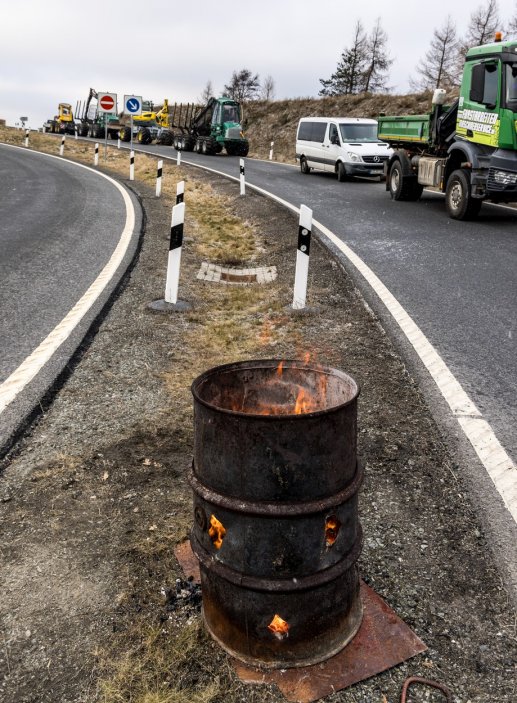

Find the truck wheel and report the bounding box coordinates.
[161,131,173,146]
[300,156,311,174]
[138,128,152,145]
[238,144,249,157]
[226,144,237,156]
[337,162,347,182]
[445,169,482,220]
[389,161,423,201]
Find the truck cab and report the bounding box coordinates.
[379,35,517,219]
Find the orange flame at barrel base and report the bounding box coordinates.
[268,614,290,640]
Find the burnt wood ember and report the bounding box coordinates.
[190,359,364,668]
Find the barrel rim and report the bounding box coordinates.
[191,358,360,419]
[190,524,363,592]
[190,460,364,516]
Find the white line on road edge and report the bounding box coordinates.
[0,145,136,416]
[155,154,517,523]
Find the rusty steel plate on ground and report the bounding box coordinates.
[175,542,426,702]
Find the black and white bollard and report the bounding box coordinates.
[165,202,185,304]
[130,150,135,181]
[269,141,274,160]
[176,180,184,205]
[292,205,313,310]
[176,150,181,167]
[24,129,29,148]
[148,199,191,313]
[94,142,99,166]
[74,126,78,140]
[59,134,65,156]
[117,137,121,149]
[156,160,163,197]
[240,159,245,196]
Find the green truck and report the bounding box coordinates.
[170,96,249,156]
[378,35,517,219]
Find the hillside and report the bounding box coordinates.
[244,92,441,163]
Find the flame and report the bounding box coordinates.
[304,352,311,364]
[268,614,290,640]
[276,360,284,377]
[208,514,226,549]
[294,387,319,415]
[325,516,341,547]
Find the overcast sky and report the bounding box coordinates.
[1,0,516,128]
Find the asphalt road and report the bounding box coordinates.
[118,141,517,467]
[0,144,141,453]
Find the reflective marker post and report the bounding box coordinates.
[156,160,163,197]
[59,134,65,156]
[292,205,313,310]
[240,159,245,196]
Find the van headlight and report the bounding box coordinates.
[347,152,362,162]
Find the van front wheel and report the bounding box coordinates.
[300,157,311,174]
[337,162,347,182]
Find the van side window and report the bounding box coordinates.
[298,121,328,142]
[329,124,340,144]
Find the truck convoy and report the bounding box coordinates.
[378,34,517,219]
[171,96,249,156]
[43,103,76,135]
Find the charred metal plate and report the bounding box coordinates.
[174,540,201,583]
[175,542,426,702]
[233,581,427,703]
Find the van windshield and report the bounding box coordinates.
[339,123,379,142]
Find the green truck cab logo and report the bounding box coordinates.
[457,41,517,150]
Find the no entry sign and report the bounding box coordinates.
[98,92,117,113]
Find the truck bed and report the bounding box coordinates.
[377,114,431,146]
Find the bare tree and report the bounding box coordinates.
[508,3,517,38]
[362,18,393,93]
[460,0,500,55]
[198,80,214,104]
[261,75,276,101]
[410,17,459,91]
[224,69,261,102]
[319,21,368,96]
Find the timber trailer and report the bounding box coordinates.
[171,97,249,156]
[379,33,517,219]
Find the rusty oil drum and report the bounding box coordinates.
[190,359,363,668]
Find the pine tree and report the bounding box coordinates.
[362,18,392,93]
[319,22,367,96]
[410,17,459,91]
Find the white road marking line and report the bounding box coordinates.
[0,145,136,414]
[158,154,517,522]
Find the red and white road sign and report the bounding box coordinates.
[98,92,117,113]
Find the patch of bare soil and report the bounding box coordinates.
[0,132,516,703]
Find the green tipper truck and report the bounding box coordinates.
[378,35,517,219]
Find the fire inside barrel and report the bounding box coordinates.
[190,359,364,668]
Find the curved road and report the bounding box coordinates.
[122,143,517,464]
[0,144,141,452]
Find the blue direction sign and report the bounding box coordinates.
[124,95,143,115]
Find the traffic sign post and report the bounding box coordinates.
[98,93,117,162]
[124,96,142,153]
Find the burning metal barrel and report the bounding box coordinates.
[190,359,363,668]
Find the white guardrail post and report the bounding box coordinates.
[94,142,99,166]
[176,180,184,205]
[292,205,313,310]
[269,141,274,160]
[165,200,185,305]
[24,129,29,148]
[240,159,245,195]
[156,160,163,197]
[130,150,135,181]
[59,134,65,156]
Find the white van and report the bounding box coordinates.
[295,117,392,181]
